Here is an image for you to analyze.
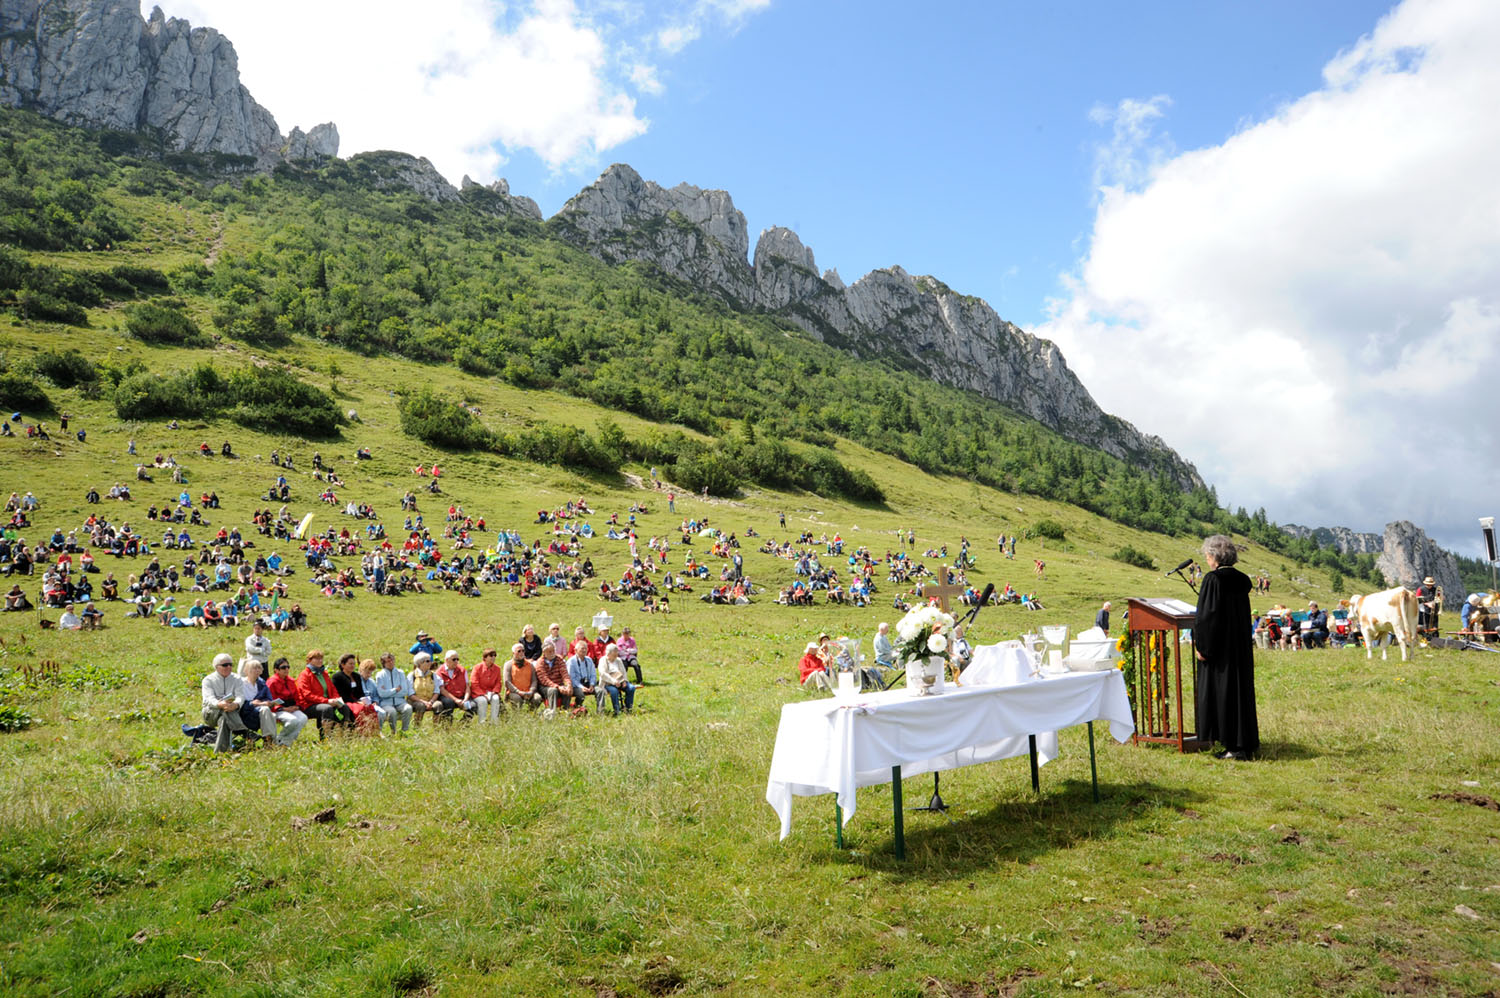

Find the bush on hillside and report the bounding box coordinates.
[674,450,743,497]
[114,361,340,436]
[125,299,209,346]
[1033,519,1066,541]
[225,365,343,437]
[398,390,494,450]
[0,372,51,413]
[114,363,222,420]
[499,423,620,475]
[109,264,171,295]
[30,349,98,388]
[17,291,87,326]
[1112,545,1156,571]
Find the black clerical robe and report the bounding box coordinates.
[1194,565,1259,754]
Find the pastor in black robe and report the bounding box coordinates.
[1194,565,1259,755]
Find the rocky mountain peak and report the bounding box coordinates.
[347,151,458,202]
[460,174,543,220]
[1281,523,1384,556]
[1376,520,1462,597]
[0,0,336,165]
[552,164,755,303]
[754,226,817,272]
[551,163,1203,486]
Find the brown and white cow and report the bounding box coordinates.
[1348,587,1419,661]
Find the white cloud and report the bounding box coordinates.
[150,0,768,184]
[1037,0,1500,552]
[657,0,768,52]
[656,23,701,53]
[1087,95,1173,192]
[629,62,665,96]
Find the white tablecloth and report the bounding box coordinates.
[963,641,1038,687]
[765,669,1135,839]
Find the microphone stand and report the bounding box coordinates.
[1168,567,1198,595]
[916,588,991,819]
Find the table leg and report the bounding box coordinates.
[835,800,843,849]
[1028,734,1039,793]
[892,765,904,860]
[1087,721,1099,803]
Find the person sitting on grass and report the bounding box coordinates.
[372,652,414,735]
[598,644,636,716]
[294,649,350,738]
[503,643,541,711]
[406,652,447,725]
[468,648,505,723]
[566,640,601,716]
[79,601,104,630]
[264,657,308,746]
[332,655,377,734]
[235,658,280,745]
[201,652,249,753]
[58,603,82,630]
[535,643,573,716]
[4,584,31,611]
[799,641,832,692]
[436,649,477,719]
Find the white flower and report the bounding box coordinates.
[927,633,947,653]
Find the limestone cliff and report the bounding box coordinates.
[551,164,756,305]
[0,0,336,165]
[460,175,543,222]
[1376,520,1462,598]
[1282,524,1385,556]
[553,164,1202,485]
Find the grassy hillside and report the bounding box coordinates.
[0,325,1497,996]
[1,107,1496,997]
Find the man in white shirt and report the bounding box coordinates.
[58,603,83,630]
[244,618,272,666]
[201,652,249,752]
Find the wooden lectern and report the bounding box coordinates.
[1126,597,1210,752]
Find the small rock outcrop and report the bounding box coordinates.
[283,123,339,163]
[0,0,337,165]
[1377,520,1462,597]
[1282,524,1384,556]
[551,164,756,304]
[460,175,543,221]
[347,151,459,203]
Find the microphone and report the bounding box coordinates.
[1166,558,1195,576]
[960,582,996,626]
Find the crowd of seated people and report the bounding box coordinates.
[187,620,647,751]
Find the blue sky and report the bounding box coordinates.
[517,0,1398,328]
[160,0,1500,554]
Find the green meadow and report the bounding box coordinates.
[0,338,1497,997]
[0,106,1497,996]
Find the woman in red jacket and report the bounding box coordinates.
[799,642,831,692]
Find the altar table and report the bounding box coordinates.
[766,669,1134,856]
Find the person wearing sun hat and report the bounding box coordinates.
[1416,576,1441,639]
[408,629,443,657]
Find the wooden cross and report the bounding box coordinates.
[923,565,965,613]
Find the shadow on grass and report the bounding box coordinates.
[831,778,1206,877]
[1255,740,1323,762]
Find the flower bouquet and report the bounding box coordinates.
[895,603,956,695]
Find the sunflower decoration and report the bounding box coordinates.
[1117,631,1136,710]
